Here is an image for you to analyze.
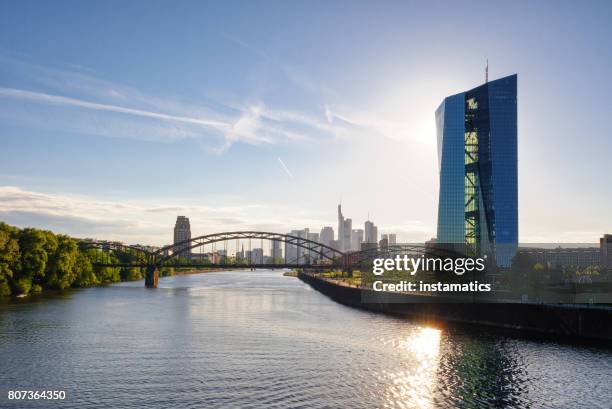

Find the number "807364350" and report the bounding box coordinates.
[8,390,66,400]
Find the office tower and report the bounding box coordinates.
[251,248,264,264]
[320,226,334,247]
[271,239,282,260]
[337,204,344,251]
[173,216,191,257]
[379,236,389,250]
[365,220,378,244]
[601,234,612,269]
[342,218,352,252]
[236,244,245,263]
[306,232,319,262]
[285,229,301,264]
[320,226,335,258]
[436,74,518,267]
[308,232,320,243]
[285,228,312,264]
[351,229,364,251]
[381,234,396,245]
[330,239,341,251]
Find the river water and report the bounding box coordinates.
[0,270,611,408]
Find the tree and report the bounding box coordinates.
[0,224,20,296]
[14,228,57,294]
[73,251,97,287]
[45,235,79,289]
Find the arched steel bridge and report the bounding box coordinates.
[79,231,460,288]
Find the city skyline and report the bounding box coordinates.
[1,1,611,245]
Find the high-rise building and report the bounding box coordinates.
[351,229,364,251]
[251,248,264,264]
[381,234,397,246]
[337,204,344,251]
[320,226,334,247]
[436,74,518,267]
[271,239,282,260]
[307,232,320,262]
[320,226,335,258]
[365,220,378,244]
[342,218,352,252]
[601,234,612,269]
[285,229,301,264]
[379,236,389,250]
[308,232,320,243]
[173,216,191,257]
[285,228,314,264]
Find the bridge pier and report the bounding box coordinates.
[145,266,159,288]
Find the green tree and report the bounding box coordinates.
[0,223,20,296]
[73,251,97,287]
[45,235,79,289]
[14,228,57,294]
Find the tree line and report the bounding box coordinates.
[0,222,159,297]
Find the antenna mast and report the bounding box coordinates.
[485,58,489,83]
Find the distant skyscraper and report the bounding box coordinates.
[342,218,352,252]
[379,236,388,250]
[351,229,364,251]
[285,229,301,264]
[251,248,264,264]
[271,239,282,260]
[308,232,320,243]
[601,234,612,269]
[173,216,191,257]
[365,220,378,244]
[286,228,314,264]
[381,234,396,246]
[320,226,335,258]
[337,204,344,251]
[320,226,334,247]
[436,74,518,267]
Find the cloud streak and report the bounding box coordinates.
[0,87,231,130]
[277,157,294,179]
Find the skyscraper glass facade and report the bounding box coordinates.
[435,74,518,267]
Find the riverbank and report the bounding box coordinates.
[298,272,612,343]
[170,268,237,276]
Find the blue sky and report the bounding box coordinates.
[0,0,611,245]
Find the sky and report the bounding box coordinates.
[0,0,611,246]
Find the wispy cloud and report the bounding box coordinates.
[0,87,231,129]
[0,52,433,156]
[277,157,294,179]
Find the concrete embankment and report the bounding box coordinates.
[298,272,612,342]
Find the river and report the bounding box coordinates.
[1,270,611,408]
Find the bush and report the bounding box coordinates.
[13,277,32,295]
[0,281,11,297]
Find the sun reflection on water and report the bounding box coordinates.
[381,326,443,409]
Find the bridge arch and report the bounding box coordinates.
[156,231,345,265]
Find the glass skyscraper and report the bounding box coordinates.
[435,74,518,267]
